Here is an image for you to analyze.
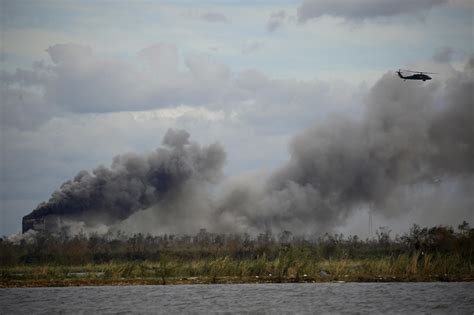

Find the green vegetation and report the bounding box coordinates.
[1,222,473,287]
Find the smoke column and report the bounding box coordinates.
[22,58,474,235]
[214,58,473,234]
[22,129,226,232]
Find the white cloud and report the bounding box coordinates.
[131,106,228,123]
[3,42,364,133]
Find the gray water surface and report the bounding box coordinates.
[1,282,473,314]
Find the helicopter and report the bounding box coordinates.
[397,69,436,81]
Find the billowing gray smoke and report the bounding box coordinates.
[214,59,473,234]
[23,59,474,235]
[22,129,226,232]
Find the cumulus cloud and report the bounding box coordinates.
[0,43,245,128]
[2,43,347,133]
[297,0,447,22]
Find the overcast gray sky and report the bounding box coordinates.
[1,0,473,236]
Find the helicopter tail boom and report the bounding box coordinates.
[397,70,406,79]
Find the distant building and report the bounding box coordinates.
[22,215,62,233]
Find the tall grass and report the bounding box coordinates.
[2,252,472,285]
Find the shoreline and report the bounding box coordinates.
[2,275,474,288]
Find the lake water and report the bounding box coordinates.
[1,282,473,314]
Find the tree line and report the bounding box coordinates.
[1,222,472,266]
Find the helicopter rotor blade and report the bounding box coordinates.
[403,69,438,74]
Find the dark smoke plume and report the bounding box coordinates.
[22,129,225,232]
[23,58,474,235]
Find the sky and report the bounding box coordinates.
[1,0,473,237]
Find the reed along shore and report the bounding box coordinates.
[1,223,473,287]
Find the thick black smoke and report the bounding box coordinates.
[23,59,473,235]
[23,129,225,231]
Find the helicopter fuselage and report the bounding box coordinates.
[397,71,432,81]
